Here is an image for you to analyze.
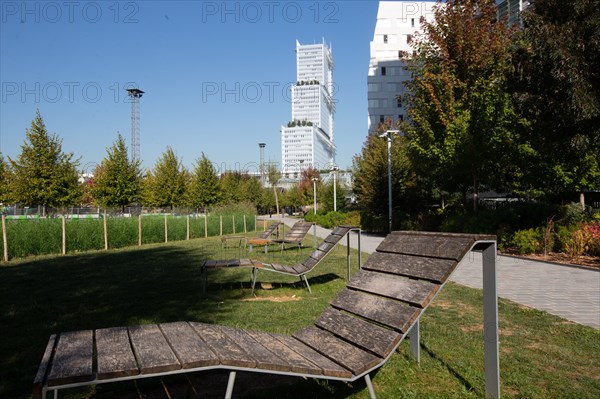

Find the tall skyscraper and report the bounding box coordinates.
[496,0,530,26]
[367,1,436,135]
[281,40,336,175]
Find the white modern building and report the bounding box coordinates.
[281,40,336,175]
[496,0,530,26]
[367,1,436,135]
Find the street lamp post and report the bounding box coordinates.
[312,176,319,248]
[379,130,400,233]
[331,165,339,212]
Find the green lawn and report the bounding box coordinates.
[1,235,598,398]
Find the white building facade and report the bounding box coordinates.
[496,0,530,26]
[282,40,336,175]
[367,1,436,135]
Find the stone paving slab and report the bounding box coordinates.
[452,252,600,329]
[275,217,600,330]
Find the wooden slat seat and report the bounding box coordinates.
[272,221,315,250]
[293,326,382,375]
[96,327,138,380]
[34,231,499,399]
[160,322,219,369]
[315,308,402,358]
[331,289,419,333]
[47,330,94,387]
[247,221,282,252]
[201,225,360,294]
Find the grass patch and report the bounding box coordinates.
[0,234,598,398]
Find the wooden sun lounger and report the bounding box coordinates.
[201,225,361,293]
[246,221,281,252]
[33,231,500,399]
[271,220,314,250]
[250,225,361,293]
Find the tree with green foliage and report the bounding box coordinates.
[404,0,521,210]
[9,110,81,215]
[267,163,281,217]
[90,134,142,210]
[321,178,348,213]
[280,184,303,214]
[188,153,221,209]
[143,147,188,209]
[219,171,244,204]
[241,176,264,207]
[353,123,416,230]
[510,0,600,204]
[0,154,11,205]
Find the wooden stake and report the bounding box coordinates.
[103,210,108,250]
[2,215,8,262]
[164,214,168,243]
[204,215,208,238]
[186,215,190,240]
[61,216,66,255]
[232,215,236,234]
[138,215,142,246]
[243,215,247,233]
[219,215,223,236]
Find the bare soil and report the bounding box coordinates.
[502,251,600,270]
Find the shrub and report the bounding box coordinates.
[305,211,361,229]
[512,228,542,254]
[586,222,600,256]
[565,222,600,258]
[559,203,586,225]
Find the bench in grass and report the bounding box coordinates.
[33,231,500,399]
[202,225,361,293]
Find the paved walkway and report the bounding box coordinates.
[273,217,600,329]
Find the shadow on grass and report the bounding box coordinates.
[204,272,341,293]
[0,243,253,399]
[0,236,366,399]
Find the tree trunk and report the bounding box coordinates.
[273,186,280,218]
[580,192,585,210]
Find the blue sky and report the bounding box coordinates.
[1,1,384,174]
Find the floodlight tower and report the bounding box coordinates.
[258,143,266,185]
[126,88,145,163]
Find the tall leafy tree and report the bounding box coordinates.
[405,0,521,210]
[510,0,600,203]
[188,153,221,209]
[9,110,81,215]
[281,184,303,214]
[267,163,282,217]
[241,176,264,206]
[219,171,244,204]
[143,147,188,209]
[353,127,415,227]
[0,154,11,204]
[90,134,142,210]
[321,179,348,213]
[298,167,322,205]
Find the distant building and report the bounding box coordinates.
[367,1,436,135]
[281,40,336,175]
[496,0,531,26]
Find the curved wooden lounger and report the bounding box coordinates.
[250,225,360,293]
[201,225,360,294]
[271,220,315,250]
[34,231,500,399]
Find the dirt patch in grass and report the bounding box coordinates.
[242,295,302,303]
[460,324,483,333]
